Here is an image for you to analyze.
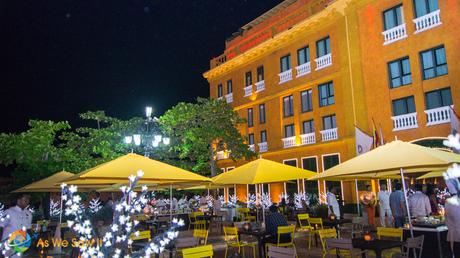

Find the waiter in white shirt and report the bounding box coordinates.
[408,184,431,217]
[0,194,32,241]
[326,187,340,219]
[378,184,392,227]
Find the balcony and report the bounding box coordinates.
[320,128,338,142]
[258,142,268,153]
[413,10,441,34]
[278,69,293,84]
[315,53,332,71]
[244,85,253,97]
[382,24,407,45]
[391,112,418,131]
[225,93,233,103]
[248,144,255,152]
[255,80,265,92]
[425,106,452,126]
[282,136,296,148]
[295,62,311,78]
[300,132,316,145]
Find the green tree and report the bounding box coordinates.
[159,97,255,176]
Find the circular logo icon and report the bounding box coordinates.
[7,230,31,254]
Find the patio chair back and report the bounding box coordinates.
[377,227,403,241]
[297,214,310,230]
[307,217,323,230]
[129,230,151,241]
[277,225,296,246]
[267,245,296,258]
[402,235,425,258]
[318,228,337,253]
[182,244,213,258]
[223,226,240,243]
[193,229,209,245]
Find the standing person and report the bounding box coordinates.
[360,185,376,226]
[445,179,460,258]
[326,187,340,219]
[426,184,439,215]
[0,194,33,257]
[408,184,431,217]
[378,184,392,227]
[213,197,222,214]
[390,183,406,228]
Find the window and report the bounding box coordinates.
[316,37,331,57]
[217,84,223,98]
[414,0,439,18]
[245,71,252,86]
[284,124,295,138]
[283,159,297,167]
[283,95,294,117]
[383,5,403,30]
[260,130,267,143]
[247,108,253,127]
[297,46,310,65]
[323,154,342,200]
[388,57,412,88]
[227,80,233,94]
[301,89,313,112]
[302,157,318,195]
[280,54,291,72]
[425,88,452,110]
[302,120,315,134]
[420,46,448,80]
[318,81,334,107]
[248,134,255,145]
[322,114,336,130]
[259,104,266,124]
[257,66,264,81]
[392,96,416,116]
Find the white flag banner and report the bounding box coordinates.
[355,127,373,155]
[450,108,460,135]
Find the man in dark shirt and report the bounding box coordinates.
[264,205,289,244]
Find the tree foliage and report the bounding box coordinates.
[159,97,255,176]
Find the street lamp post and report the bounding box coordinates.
[124,106,170,156]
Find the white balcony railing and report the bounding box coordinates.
[413,10,442,34]
[282,136,296,148]
[258,142,268,153]
[248,144,255,152]
[243,85,253,97]
[255,80,265,92]
[391,112,418,131]
[382,23,407,45]
[425,106,452,126]
[295,62,311,77]
[300,132,316,145]
[320,128,338,142]
[278,69,293,84]
[315,53,332,71]
[225,93,233,103]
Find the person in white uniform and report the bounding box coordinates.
[378,184,392,227]
[326,187,340,219]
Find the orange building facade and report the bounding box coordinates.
[203,0,460,207]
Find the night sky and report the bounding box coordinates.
[1,0,283,133]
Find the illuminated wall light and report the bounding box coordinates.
[154,135,162,142]
[152,140,159,147]
[145,106,153,118]
[124,136,133,144]
[162,137,170,145]
[133,134,141,146]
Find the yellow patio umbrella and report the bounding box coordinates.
[416,170,444,180]
[64,153,212,185]
[212,158,317,185]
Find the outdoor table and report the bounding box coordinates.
[403,225,449,258]
[238,228,269,258]
[352,237,403,258]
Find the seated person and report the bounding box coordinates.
[264,205,290,244]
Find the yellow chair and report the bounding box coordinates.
[193,229,209,245]
[182,244,214,258]
[307,217,324,249]
[129,230,151,251]
[265,225,297,258]
[189,212,206,230]
[223,226,256,258]
[318,228,337,258]
[376,227,403,258]
[297,214,315,251]
[237,207,256,222]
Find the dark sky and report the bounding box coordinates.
[0,0,283,133]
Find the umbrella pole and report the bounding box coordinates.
[355,179,360,216]
[170,184,173,222]
[261,184,265,225]
[400,168,414,238]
